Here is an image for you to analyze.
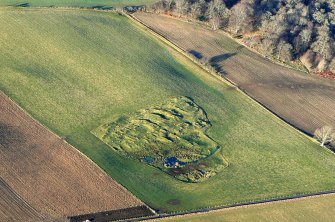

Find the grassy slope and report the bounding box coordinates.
[1,8,335,213]
[0,0,156,7]
[166,194,335,222]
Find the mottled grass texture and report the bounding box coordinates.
[93,96,227,182]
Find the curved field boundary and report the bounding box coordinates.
[133,12,335,136]
[0,91,149,220]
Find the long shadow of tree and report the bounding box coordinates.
[188,50,203,59]
[188,48,242,75]
[209,52,237,74]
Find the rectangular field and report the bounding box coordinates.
[134,13,335,135]
[1,8,335,213]
[0,91,145,220]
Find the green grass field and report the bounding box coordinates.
[1,8,335,213]
[0,0,156,8]
[166,194,335,222]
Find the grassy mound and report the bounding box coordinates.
[93,96,227,182]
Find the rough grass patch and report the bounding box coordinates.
[92,96,227,182]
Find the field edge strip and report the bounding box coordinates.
[132,190,335,221]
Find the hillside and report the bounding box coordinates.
[1,7,335,214]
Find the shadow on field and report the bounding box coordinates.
[68,206,154,222]
[15,3,30,7]
[209,52,237,74]
[209,52,237,64]
[188,50,203,59]
[0,122,25,148]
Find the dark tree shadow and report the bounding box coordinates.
[89,5,114,10]
[209,52,237,74]
[188,50,203,59]
[15,3,30,7]
[0,122,25,148]
[209,52,237,64]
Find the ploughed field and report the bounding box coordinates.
[0,91,144,221]
[166,193,335,222]
[0,177,47,222]
[134,13,335,135]
[1,7,335,213]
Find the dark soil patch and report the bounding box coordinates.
[0,122,25,147]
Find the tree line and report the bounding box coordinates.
[149,0,335,74]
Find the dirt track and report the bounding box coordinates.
[0,91,144,221]
[134,13,335,135]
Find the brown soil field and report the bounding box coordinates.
[0,91,145,221]
[134,13,335,135]
[0,177,50,222]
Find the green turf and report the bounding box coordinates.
[1,8,335,213]
[92,96,227,182]
[0,0,155,8]
[166,194,335,222]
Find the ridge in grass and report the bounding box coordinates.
[92,96,227,182]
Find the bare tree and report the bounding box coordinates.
[229,0,254,34]
[314,126,335,147]
[207,0,229,31]
[277,40,293,62]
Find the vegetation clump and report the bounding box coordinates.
[93,97,227,182]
